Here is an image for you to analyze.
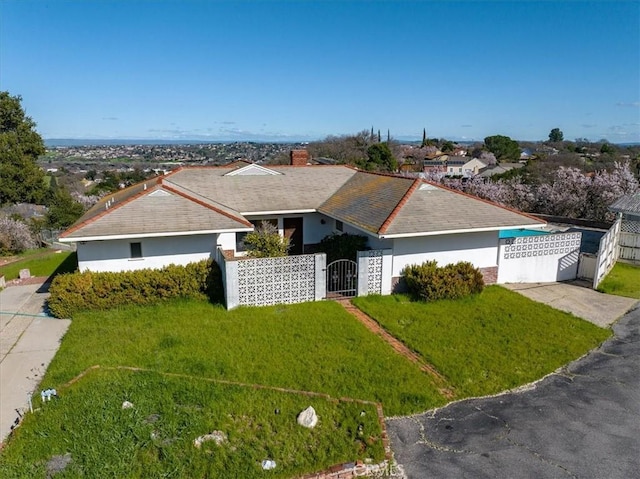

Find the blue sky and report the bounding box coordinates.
[1,0,639,143]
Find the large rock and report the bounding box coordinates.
[297,406,318,428]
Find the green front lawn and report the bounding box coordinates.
[43,300,445,417]
[1,299,441,477]
[353,286,611,397]
[597,262,640,299]
[0,250,76,281]
[1,287,613,477]
[0,369,384,479]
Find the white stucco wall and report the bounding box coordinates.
[496,232,581,283]
[217,232,237,251]
[77,234,218,272]
[303,213,334,244]
[391,231,499,276]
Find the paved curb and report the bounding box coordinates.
[0,283,71,446]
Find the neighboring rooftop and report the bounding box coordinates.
[609,192,640,215]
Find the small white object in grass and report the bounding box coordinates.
[122,401,134,409]
[41,389,57,402]
[194,431,227,448]
[296,406,318,428]
[261,459,276,470]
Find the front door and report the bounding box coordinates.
[283,217,304,255]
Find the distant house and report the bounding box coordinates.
[424,156,486,177]
[60,150,546,294]
[478,162,525,178]
[422,158,447,175]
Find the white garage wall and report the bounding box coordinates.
[77,234,218,272]
[391,231,499,276]
[496,232,582,283]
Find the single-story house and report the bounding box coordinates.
[423,156,486,177]
[60,151,549,296]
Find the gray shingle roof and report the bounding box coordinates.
[383,183,543,235]
[62,185,250,239]
[318,173,416,234]
[609,192,640,214]
[62,164,544,240]
[165,165,358,213]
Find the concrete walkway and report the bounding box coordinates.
[503,281,638,327]
[0,283,71,445]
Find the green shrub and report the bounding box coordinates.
[243,221,290,258]
[317,233,368,263]
[402,260,484,301]
[48,260,222,318]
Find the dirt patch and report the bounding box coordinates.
[5,276,50,287]
[46,453,72,478]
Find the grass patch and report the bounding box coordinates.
[0,368,384,478]
[597,262,640,298]
[0,250,76,281]
[352,286,611,397]
[40,300,444,416]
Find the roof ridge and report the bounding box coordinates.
[355,169,416,181]
[378,178,422,234]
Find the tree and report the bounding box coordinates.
[243,221,290,258]
[548,128,564,142]
[366,143,398,172]
[600,142,615,154]
[421,128,427,148]
[483,135,521,162]
[45,187,85,229]
[0,216,38,254]
[0,92,47,205]
[441,140,455,153]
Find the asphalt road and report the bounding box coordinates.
[388,304,640,479]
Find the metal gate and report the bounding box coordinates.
[326,259,358,298]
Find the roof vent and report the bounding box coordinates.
[148,189,171,197]
[419,183,439,191]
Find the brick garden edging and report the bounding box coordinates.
[62,365,394,478]
[337,300,455,399]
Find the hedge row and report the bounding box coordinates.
[48,260,222,318]
[402,260,484,302]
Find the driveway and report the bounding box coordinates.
[388,304,640,479]
[0,283,71,445]
[503,281,637,327]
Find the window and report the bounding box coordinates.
[236,232,249,252]
[335,220,344,232]
[130,242,142,258]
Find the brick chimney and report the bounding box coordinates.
[290,149,310,166]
